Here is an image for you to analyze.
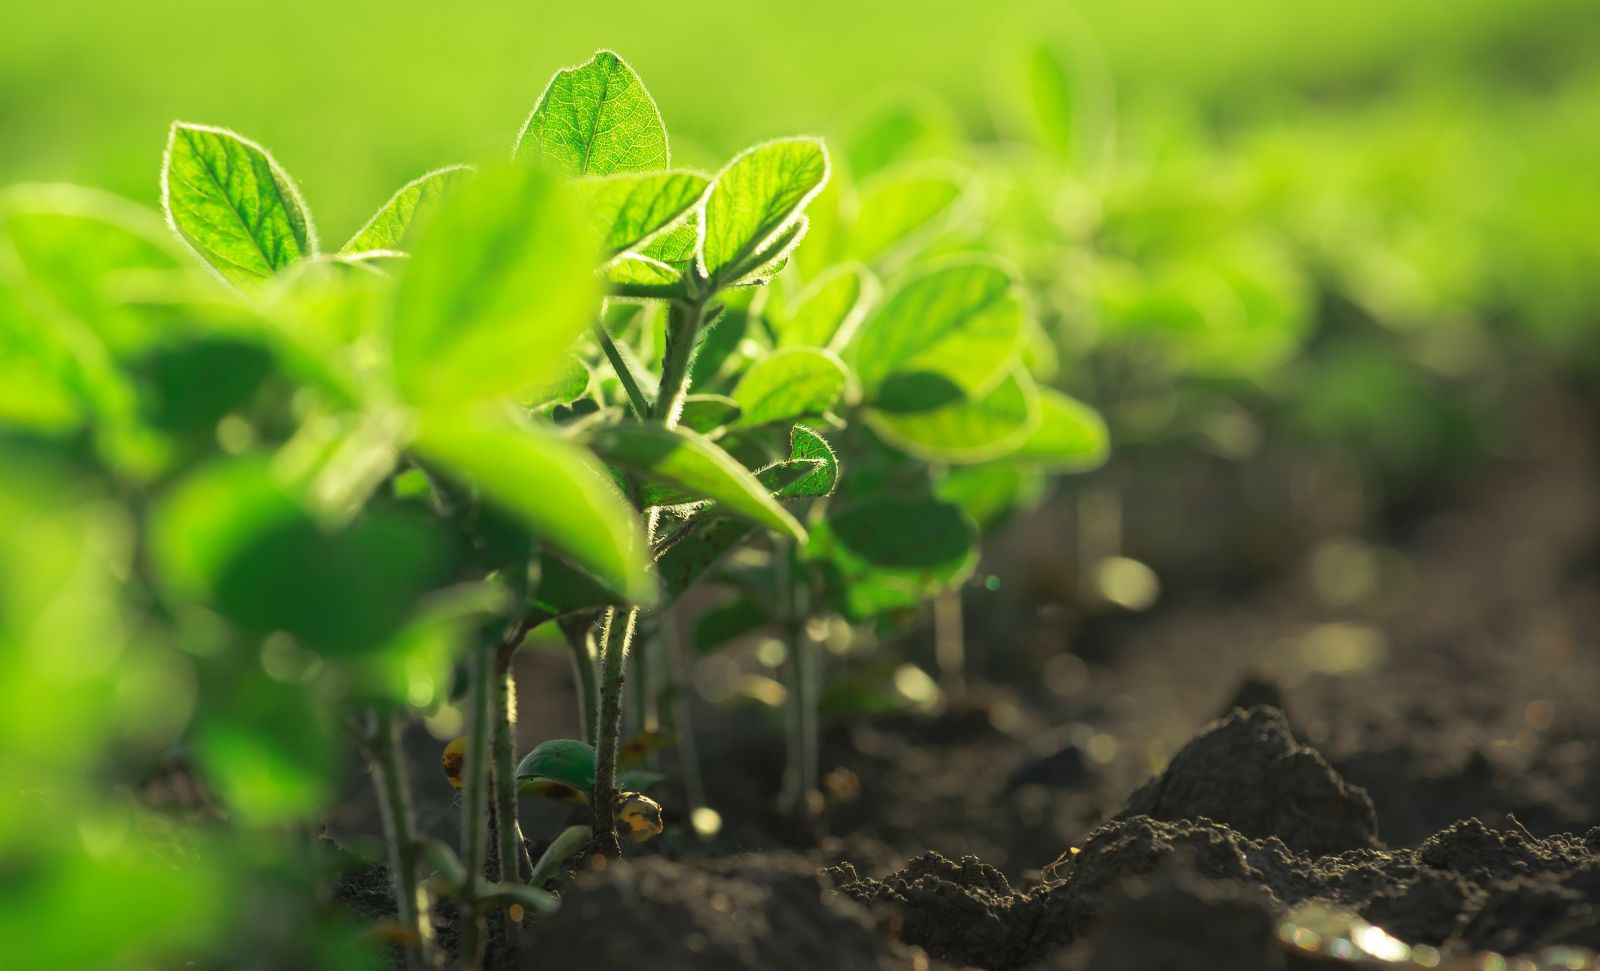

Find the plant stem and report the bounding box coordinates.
[933,588,966,700]
[589,297,709,855]
[559,617,599,743]
[491,638,529,886]
[589,605,636,858]
[366,709,434,969]
[593,322,651,419]
[457,641,493,966]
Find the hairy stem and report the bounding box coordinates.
[590,298,708,855]
[366,709,433,968]
[593,321,651,419]
[589,606,637,857]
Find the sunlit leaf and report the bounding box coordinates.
[845,163,971,266]
[729,348,851,429]
[413,407,655,606]
[768,262,876,350]
[391,164,600,406]
[698,139,829,283]
[584,422,804,540]
[515,50,669,176]
[341,164,473,253]
[851,259,1026,397]
[578,171,709,257]
[1011,388,1108,471]
[162,123,315,288]
[869,368,1040,463]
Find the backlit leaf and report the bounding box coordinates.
[699,139,829,282]
[1011,388,1108,471]
[413,407,654,606]
[391,164,600,406]
[869,368,1040,463]
[515,50,669,176]
[851,259,1026,397]
[729,348,850,429]
[341,164,473,254]
[578,171,709,257]
[584,422,805,540]
[162,123,315,288]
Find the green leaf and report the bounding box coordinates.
[869,368,1040,463]
[515,738,597,792]
[151,457,450,655]
[391,164,600,406]
[694,595,769,653]
[764,424,839,499]
[479,882,561,916]
[1011,389,1108,471]
[730,348,851,429]
[698,139,829,283]
[845,164,971,266]
[998,33,1115,169]
[605,254,685,299]
[769,263,876,350]
[584,422,804,541]
[341,164,473,254]
[413,407,654,606]
[844,94,962,179]
[936,463,1044,530]
[729,216,808,286]
[677,394,741,434]
[851,259,1026,397]
[528,551,621,622]
[655,516,756,606]
[162,122,316,289]
[196,670,336,824]
[578,172,709,257]
[515,50,668,177]
[522,354,591,407]
[809,494,977,620]
[0,183,190,353]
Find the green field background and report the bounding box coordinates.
[4,0,1597,234]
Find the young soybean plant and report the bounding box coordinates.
[688,143,1111,815]
[158,107,671,965]
[503,49,850,857]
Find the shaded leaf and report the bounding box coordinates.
[694,595,770,653]
[677,394,741,434]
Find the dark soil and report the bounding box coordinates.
[326,397,1600,969]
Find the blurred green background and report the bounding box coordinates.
[5,0,1598,233]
